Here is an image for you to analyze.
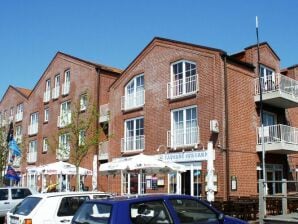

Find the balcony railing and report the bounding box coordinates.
[62,82,70,95]
[167,74,198,99]
[256,124,298,153]
[27,151,37,163]
[121,90,145,111]
[121,135,145,153]
[15,112,23,122]
[43,90,51,103]
[167,126,199,149]
[254,73,298,108]
[57,113,72,128]
[98,141,109,160]
[28,123,38,135]
[52,86,60,99]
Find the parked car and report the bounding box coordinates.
[71,194,247,224]
[6,191,110,224]
[0,187,36,218]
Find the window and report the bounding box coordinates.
[169,198,217,223]
[28,112,39,135]
[168,60,198,99]
[130,200,172,224]
[59,101,71,127]
[123,117,144,152]
[58,133,70,160]
[10,107,14,117]
[0,189,8,200]
[57,196,89,217]
[260,65,275,91]
[15,125,22,143]
[80,94,87,111]
[52,74,60,99]
[62,70,71,95]
[44,79,51,102]
[170,106,198,148]
[11,188,32,199]
[122,74,144,110]
[44,108,49,122]
[28,140,37,163]
[43,138,49,153]
[79,130,85,146]
[263,111,277,126]
[16,103,24,121]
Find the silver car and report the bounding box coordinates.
[0,187,36,218]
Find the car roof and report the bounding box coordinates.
[26,191,109,199]
[0,187,33,189]
[87,194,199,205]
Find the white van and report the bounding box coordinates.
[6,191,110,224]
[0,187,36,218]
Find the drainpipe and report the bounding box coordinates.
[223,54,230,201]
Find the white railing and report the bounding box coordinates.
[52,86,60,99]
[28,123,38,135]
[27,151,37,163]
[62,82,70,95]
[167,74,198,99]
[254,73,298,98]
[121,135,145,152]
[257,124,298,145]
[43,90,51,103]
[15,112,23,122]
[57,113,72,128]
[167,126,199,148]
[121,90,145,111]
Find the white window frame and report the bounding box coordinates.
[54,74,60,88]
[170,105,198,148]
[15,125,22,143]
[58,133,70,160]
[43,137,49,153]
[44,108,49,122]
[169,60,198,98]
[123,116,144,152]
[80,94,87,111]
[123,74,144,110]
[28,140,37,163]
[79,130,85,146]
[62,70,71,95]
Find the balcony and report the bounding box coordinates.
[15,112,23,122]
[98,141,109,160]
[27,151,37,163]
[167,126,200,149]
[256,124,298,154]
[62,81,70,95]
[99,104,109,123]
[167,74,198,99]
[28,123,38,135]
[121,90,145,111]
[52,86,60,99]
[43,90,51,103]
[254,73,298,108]
[57,113,72,128]
[121,135,145,153]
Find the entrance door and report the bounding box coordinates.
[266,169,282,195]
[181,170,191,195]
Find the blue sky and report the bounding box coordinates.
[0,1,297,99]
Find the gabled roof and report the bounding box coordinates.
[0,85,31,103]
[29,51,122,98]
[110,37,226,89]
[244,42,280,61]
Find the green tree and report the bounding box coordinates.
[0,126,8,186]
[55,94,104,191]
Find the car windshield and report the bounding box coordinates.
[11,197,41,216]
[72,202,112,224]
[169,198,218,223]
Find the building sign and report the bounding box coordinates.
[157,150,208,163]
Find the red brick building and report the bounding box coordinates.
[1,37,297,200]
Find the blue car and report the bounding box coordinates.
[71,194,247,224]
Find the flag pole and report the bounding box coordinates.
[256,15,267,212]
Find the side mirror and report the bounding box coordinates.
[218,213,225,221]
